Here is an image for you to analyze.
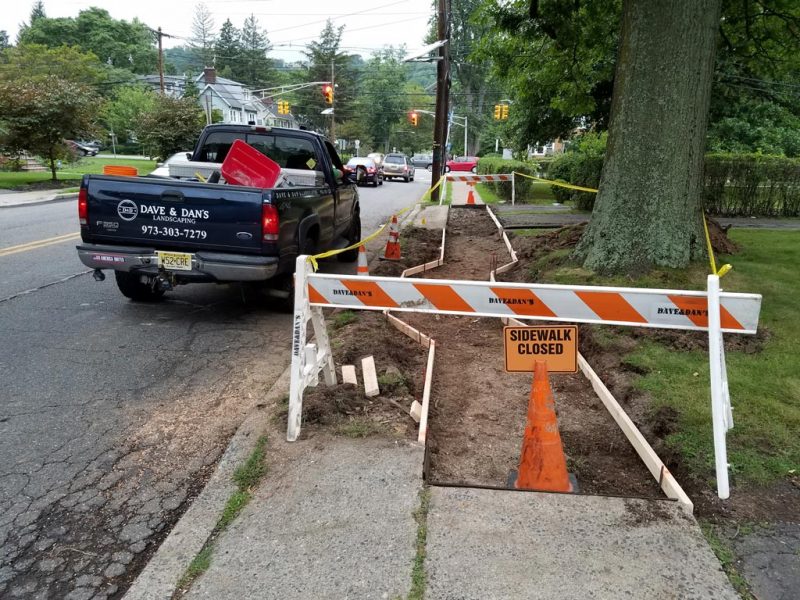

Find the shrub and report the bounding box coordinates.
[476,156,540,201]
[704,154,800,217]
[547,132,606,210]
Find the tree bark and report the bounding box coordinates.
[48,147,57,182]
[575,0,721,273]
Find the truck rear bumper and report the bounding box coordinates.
[77,243,279,282]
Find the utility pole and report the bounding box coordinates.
[431,0,450,203]
[157,27,165,95]
[330,60,336,142]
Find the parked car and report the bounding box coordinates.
[66,140,99,157]
[445,156,479,173]
[382,153,415,182]
[367,152,385,167]
[149,151,192,178]
[410,154,433,170]
[344,157,383,187]
[78,140,102,151]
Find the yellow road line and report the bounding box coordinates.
[0,232,81,258]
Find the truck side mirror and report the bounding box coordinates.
[185,153,192,160]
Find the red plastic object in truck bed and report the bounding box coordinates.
[221,139,282,188]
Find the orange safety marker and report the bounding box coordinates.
[356,244,369,275]
[515,360,573,493]
[466,187,476,205]
[383,215,402,260]
[103,165,138,176]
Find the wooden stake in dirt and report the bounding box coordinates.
[342,365,358,386]
[361,356,380,397]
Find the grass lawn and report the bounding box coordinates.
[540,229,800,485]
[0,157,157,190]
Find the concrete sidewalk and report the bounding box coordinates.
[136,431,738,599]
[450,180,484,205]
[427,487,737,599]
[0,188,77,208]
[187,437,424,600]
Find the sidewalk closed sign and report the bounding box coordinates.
[504,326,578,373]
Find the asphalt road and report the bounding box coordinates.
[0,173,428,599]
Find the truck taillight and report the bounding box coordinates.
[262,204,279,242]
[78,187,88,226]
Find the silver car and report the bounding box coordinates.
[382,153,415,182]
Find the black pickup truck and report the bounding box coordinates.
[76,124,360,302]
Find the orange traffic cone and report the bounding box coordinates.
[515,361,573,493]
[466,184,476,205]
[383,215,401,260]
[357,244,369,275]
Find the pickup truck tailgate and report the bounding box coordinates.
[84,175,265,253]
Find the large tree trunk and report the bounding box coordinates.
[575,0,721,273]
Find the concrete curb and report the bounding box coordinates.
[0,192,78,209]
[124,366,292,600]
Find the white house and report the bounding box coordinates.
[196,68,297,129]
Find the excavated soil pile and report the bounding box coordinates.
[371,227,443,277]
[400,208,662,497]
[300,311,428,438]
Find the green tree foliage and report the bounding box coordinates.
[30,1,46,23]
[475,0,620,148]
[215,19,242,79]
[0,31,9,51]
[297,20,359,135]
[233,14,273,87]
[17,7,157,74]
[190,2,216,69]
[359,49,409,152]
[709,0,800,156]
[0,75,98,180]
[477,0,800,154]
[447,0,499,154]
[0,43,107,86]
[163,46,196,75]
[135,95,205,160]
[102,85,156,144]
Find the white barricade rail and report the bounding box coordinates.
[288,256,762,500]
[445,173,512,183]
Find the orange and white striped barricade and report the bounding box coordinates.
[286,257,337,441]
[287,257,761,500]
[444,173,513,183]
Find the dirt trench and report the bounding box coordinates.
[400,208,662,498]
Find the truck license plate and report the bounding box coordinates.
[157,251,192,271]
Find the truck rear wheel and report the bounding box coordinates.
[337,211,361,262]
[115,271,165,302]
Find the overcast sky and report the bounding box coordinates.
[2,0,434,61]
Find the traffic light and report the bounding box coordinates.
[409,111,418,126]
[277,100,290,114]
[493,104,501,120]
[322,84,334,104]
[501,104,509,120]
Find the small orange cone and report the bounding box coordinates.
[383,215,401,260]
[356,245,369,275]
[466,184,476,205]
[515,361,573,493]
